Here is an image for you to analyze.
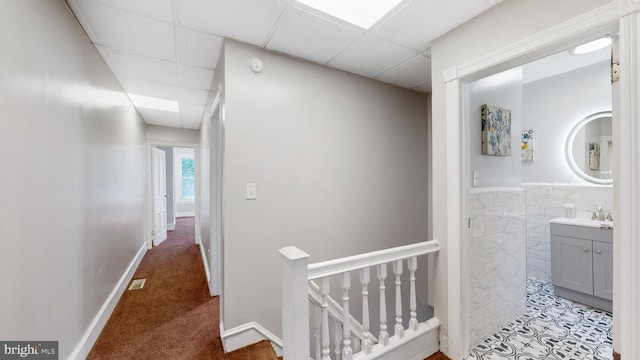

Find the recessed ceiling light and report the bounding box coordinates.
[295,0,402,29]
[570,37,612,55]
[128,94,180,112]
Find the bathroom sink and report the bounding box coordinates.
[550,217,613,229]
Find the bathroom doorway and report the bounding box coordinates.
[462,37,615,359]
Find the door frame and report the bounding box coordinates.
[439,2,640,358]
[146,141,199,250]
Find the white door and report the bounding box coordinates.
[153,147,168,246]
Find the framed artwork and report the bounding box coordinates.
[521,129,534,162]
[481,104,511,156]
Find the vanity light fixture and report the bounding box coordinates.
[294,0,402,29]
[569,37,612,55]
[128,94,179,113]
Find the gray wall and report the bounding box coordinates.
[158,146,175,227]
[0,1,147,358]
[468,68,523,187]
[222,40,429,337]
[522,61,611,183]
[146,124,200,146]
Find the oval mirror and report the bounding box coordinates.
[565,111,613,185]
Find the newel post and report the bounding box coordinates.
[280,246,310,360]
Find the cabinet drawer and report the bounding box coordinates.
[550,223,613,243]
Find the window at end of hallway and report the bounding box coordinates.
[180,157,195,200]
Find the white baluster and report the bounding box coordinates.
[334,321,342,360]
[360,268,372,354]
[393,259,404,338]
[341,272,353,360]
[313,304,322,360]
[321,278,331,360]
[408,256,419,331]
[352,336,361,353]
[377,264,389,346]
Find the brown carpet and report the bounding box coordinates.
[223,340,278,360]
[425,351,452,360]
[87,217,225,360]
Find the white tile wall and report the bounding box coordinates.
[469,188,527,347]
[523,184,613,281]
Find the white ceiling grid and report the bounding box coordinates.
[67,0,502,129]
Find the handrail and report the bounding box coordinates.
[307,239,440,280]
[308,281,379,344]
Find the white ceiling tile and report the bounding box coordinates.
[176,27,224,69]
[96,46,178,85]
[373,0,493,51]
[328,35,417,77]
[96,0,174,23]
[179,88,209,105]
[413,81,432,93]
[267,7,362,64]
[182,121,202,130]
[377,55,431,88]
[118,76,180,100]
[179,0,286,46]
[179,65,215,91]
[79,1,176,60]
[180,103,205,128]
[137,108,181,127]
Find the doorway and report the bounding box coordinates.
[463,40,614,359]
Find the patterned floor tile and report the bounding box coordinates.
[467,278,612,360]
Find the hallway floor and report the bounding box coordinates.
[88,217,224,359]
[468,278,612,360]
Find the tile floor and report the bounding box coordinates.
[467,278,612,360]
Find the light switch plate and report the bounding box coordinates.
[246,183,257,200]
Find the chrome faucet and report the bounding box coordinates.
[597,206,605,221]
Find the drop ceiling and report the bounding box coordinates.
[66,0,502,130]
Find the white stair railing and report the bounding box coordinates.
[280,240,441,360]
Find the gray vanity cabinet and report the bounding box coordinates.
[550,236,593,294]
[593,241,613,300]
[550,222,613,311]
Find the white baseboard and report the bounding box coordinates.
[353,318,440,360]
[167,223,175,231]
[68,242,147,360]
[221,321,283,357]
[198,235,211,284]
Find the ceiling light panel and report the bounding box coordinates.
[328,35,417,77]
[137,108,182,127]
[294,0,402,29]
[373,0,493,50]
[267,7,362,64]
[118,76,180,101]
[78,1,176,61]
[179,0,287,47]
[128,94,179,112]
[176,27,224,69]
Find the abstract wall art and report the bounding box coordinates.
[521,129,534,162]
[481,104,511,156]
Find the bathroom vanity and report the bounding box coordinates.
[550,217,613,312]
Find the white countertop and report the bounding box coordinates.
[550,217,614,229]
